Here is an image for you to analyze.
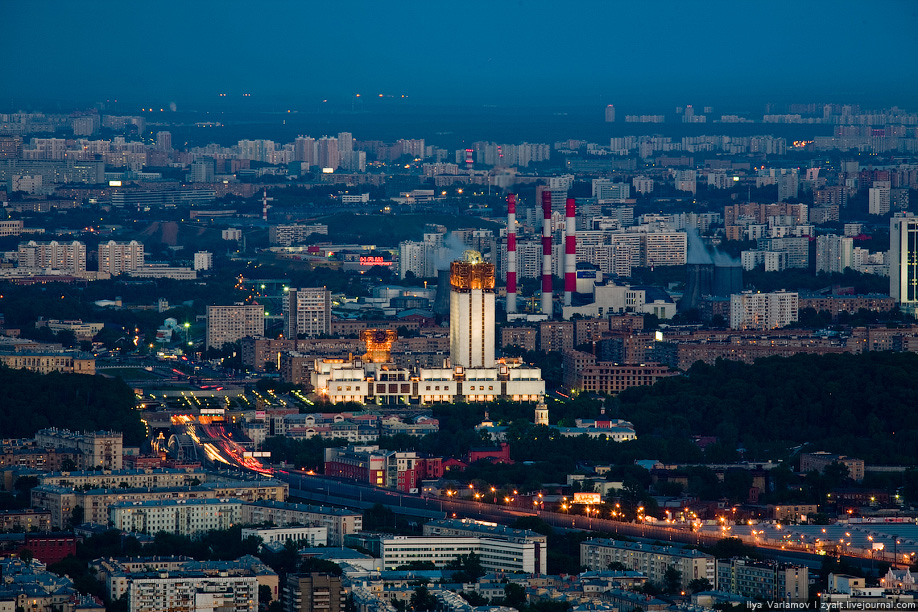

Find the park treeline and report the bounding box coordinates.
[615,352,918,465]
[0,367,145,446]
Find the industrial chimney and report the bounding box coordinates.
[541,190,553,315]
[564,197,576,306]
[506,194,518,314]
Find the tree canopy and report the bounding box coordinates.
[0,366,145,445]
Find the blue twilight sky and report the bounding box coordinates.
[2,0,917,111]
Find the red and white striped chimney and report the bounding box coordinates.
[506,194,517,314]
[541,190,553,315]
[564,197,577,306]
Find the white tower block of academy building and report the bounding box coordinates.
[449,251,496,368]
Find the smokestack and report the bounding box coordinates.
[541,190,553,315]
[564,197,576,307]
[506,194,517,314]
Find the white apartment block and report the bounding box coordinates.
[126,572,257,612]
[815,235,854,274]
[127,265,197,280]
[381,535,542,574]
[730,290,799,330]
[17,240,86,272]
[39,468,205,490]
[207,303,265,349]
[240,526,327,548]
[422,519,547,574]
[98,240,144,275]
[222,228,242,241]
[269,224,329,246]
[592,179,631,202]
[581,539,715,590]
[741,250,788,272]
[285,288,331,338]
[194,251,213,271]
[240,501,362,546]
[109,499,242,537]
[869,181,891,215]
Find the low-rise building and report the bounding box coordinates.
[379,535,542,574]
[110,498,243,537]
[34,429,122,470]
[33,479,287,529]
[240,526,327,548]
[580,538,715,590]
[38,468,206,490]
[0,352,95,375]
[97,561,259,612]
[240,501,362,547]
[422,519,547,574]
[716,558,809,602]
[324,446,442,492]
[800,452,864,482]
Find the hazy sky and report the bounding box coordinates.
[3,0,917,110]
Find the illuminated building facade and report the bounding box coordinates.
[449,253,496,369]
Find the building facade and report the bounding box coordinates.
[449,258,496,368]
[581,539,715,590]
[890,213,918,311]
[207,304,265,350]
[730,291,798,330]
[97,240,144,275]
[285,288,331,338]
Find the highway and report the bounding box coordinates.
[274,470,900,573]
[169,427,905,574]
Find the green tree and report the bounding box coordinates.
[70,505,84,527]
[409,585,439,611]
[258,585,274,605]
[663,565,682,594]
[687,578,713,593]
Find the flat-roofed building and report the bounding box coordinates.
[240,526,327,548]
[110,498,243,537]
[97,240,144,275]
[0,352,95,375]
[34,428,121,470]
[581,539,714,590]
[207,304,265,350]
[241,501,361,547]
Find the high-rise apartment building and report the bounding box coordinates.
[207,303,265,349]
[449,256,495,368]
[194,251,213,271]
[890,212,918,311]
[604,104,615,123]
[17,240,86,273]
[98,240,144,275]
[777,170,799,202]
[285,288,331,338]
[869,181,891,215]
[730,290,798,330]
[815,234,854,274]
[316,137,339,170]
[155,131,172,152]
